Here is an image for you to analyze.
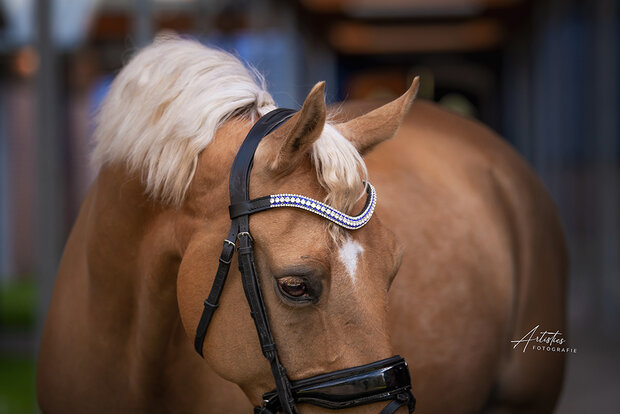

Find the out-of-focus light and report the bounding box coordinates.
[0,0,35,45]
[14,46,39,77]
[439,93,477,118]
[0,0,97,49]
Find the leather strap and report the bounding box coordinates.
[229,196,272,219]
[229,108,298,414]
[194,224,237,355]
[194,108,298,414]
[258,355,415,413]
[379,392,416,414]
[194,109,294,357]
[229,108,296,205]
[237,231,297,414]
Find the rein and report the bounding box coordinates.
[194,108,416,414]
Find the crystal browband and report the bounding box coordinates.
[269,182,376,230]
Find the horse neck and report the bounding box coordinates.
[84,119,250,352]
[85,164,182,367]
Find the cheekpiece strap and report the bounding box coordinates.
[194,108,295,358]
[227,108,299,414]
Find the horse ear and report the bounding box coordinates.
[337,77,420,155]
[268,82,327,173]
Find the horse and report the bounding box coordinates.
[37,37,567,413]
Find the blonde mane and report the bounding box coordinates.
[92,36,366,213]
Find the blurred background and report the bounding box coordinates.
[0,0,618,412]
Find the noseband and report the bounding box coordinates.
[194,108,416,414]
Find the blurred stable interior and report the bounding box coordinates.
[0,0,618,413]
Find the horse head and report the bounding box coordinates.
[178,84,419,412]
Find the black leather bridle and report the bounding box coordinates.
[194,108,416,414]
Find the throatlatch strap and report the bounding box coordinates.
[194,224,237,356]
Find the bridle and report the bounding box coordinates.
[193,108,416,414]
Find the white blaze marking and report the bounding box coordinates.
[338,238,364,282]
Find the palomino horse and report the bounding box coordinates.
[37,37,567,413]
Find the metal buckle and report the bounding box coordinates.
[257,391,279,414]
[237,231,253,241]
[219,239,236,264]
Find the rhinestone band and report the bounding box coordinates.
[269,183,376,230]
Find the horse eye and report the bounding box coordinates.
[277,277,309,299]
